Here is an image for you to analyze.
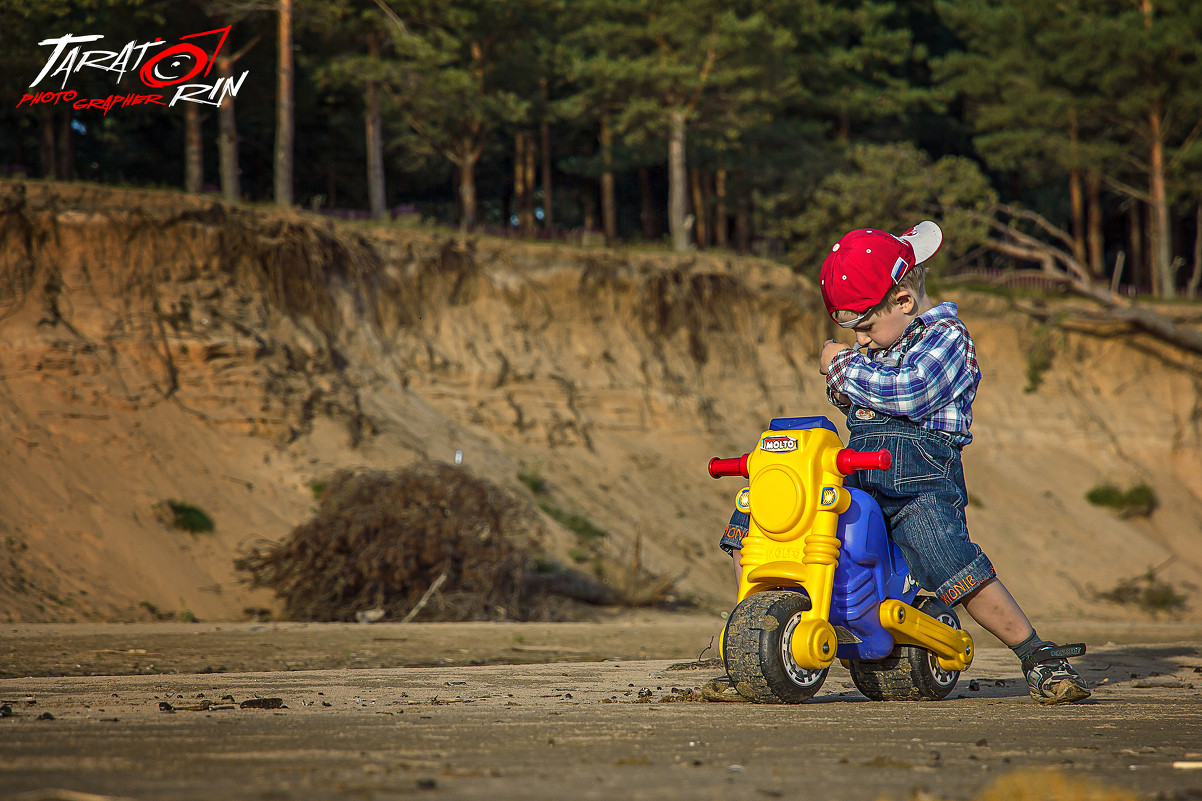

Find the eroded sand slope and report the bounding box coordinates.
[1,181,1199,623]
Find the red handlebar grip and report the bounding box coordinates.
[708,453,750,479]
[836,448,892,474]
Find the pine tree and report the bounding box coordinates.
[936,0,1202,296]
[377,0,530,230]
[567,0,795,251]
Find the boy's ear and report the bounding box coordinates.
[896,290,916,314]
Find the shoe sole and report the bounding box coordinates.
[1031,679,1092,705]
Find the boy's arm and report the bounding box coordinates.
[820,340,853,409]
[825,324,974,420]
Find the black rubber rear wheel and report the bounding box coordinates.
[848,596,962,701]
[722,590,829,704]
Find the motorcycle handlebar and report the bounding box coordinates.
[836,447,892,474]
[709,448,890,479]
[708,454,750,479]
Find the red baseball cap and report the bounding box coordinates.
[819,221,943,324]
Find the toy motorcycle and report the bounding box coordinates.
[709,415,974,703]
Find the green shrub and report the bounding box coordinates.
[1085,484,1124,507]
[1096,566,1188,616]
[538,502,607,540]
[1122,484,1158,516]
[518,464,547,495]
[1024,335,1055,393]
[166,500,215,532]
[139,600,173,621]
[1086,483,1158,518]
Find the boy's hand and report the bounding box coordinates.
[819,339,850,375]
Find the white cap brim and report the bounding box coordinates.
[898,221,943,265]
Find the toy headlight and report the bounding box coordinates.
[749,465,805,536]
[818,486,851,513]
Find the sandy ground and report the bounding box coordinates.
[4,613,1202,801]
[2,185,1201,800]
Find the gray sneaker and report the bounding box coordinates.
[1023,643,1090,705]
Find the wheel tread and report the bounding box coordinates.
[723,593,783,703]
[848,596,961,702]
[723,591,828,704]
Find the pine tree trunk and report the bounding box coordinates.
[217,55,241,202]
[540,77,553,232]
[689,169,706,248]
[1149,102,1173,296]
[668,109,689,251]
[1087,170,1103,276]
[600,116,617,246]
[1190,203,1202,298]
[39,114,57,179]
[1068,111,1087,269]
[56,110,74,181]
[524,135,538,233]
[582,191,596,230]
[185,103,203,193]
[714,169,728,248]
[514,132,526,232]
[365,86,385,219]
[639,165,656,241]
[514,132,536,235]
[365,32,386,221]
[1069,168,1086,267]
[524,138,536,233]
[1129,203,1145,291]
[274,0,294,206]
[735,191,751,254]
[459,153,478,230]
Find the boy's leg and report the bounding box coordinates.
[958,577,1033,646]
[961,579,1090,705]
[719,510,750,591]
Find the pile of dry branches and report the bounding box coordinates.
[236,461,570,622]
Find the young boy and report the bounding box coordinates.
[816,221,1089,704]
[722,221,1090,704]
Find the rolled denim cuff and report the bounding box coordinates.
[719,510,750,555]
[935,552,996,607]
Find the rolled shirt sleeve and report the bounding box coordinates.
[825,317,978,433]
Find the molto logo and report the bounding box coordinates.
[760,435,798,453]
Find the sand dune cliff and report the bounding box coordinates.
[1,181,1199,623]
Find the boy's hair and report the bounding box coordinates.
[832,265,927,326]
[881,264,927,309]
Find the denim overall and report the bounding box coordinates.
[843,407,995,606]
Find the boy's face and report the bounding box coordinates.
[835,291,915,350]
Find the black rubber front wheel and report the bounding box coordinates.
[848,595,962,701]
[722,591,829,704]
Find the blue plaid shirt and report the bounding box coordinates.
[825,302,981,445]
